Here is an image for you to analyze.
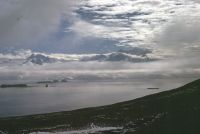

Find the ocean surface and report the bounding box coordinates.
[0,78,195,117]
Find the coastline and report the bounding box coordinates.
[0,78,200,134]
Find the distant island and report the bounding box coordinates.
[147,87,159,90]
[0,84,28,88]
[0,79,200,134]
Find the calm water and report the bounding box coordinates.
[0,78,195,117]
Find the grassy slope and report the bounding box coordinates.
[0,79,200,134]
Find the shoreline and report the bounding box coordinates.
[0,78,200,134]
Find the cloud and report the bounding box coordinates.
[155,15,200,57]
[0,0,200,85]
[72,0,200,52]
[67,20,110,37]
[0,49,32,59]
[0,49,199,83]
[0,0,79,47]
[1,0,199,56]
[0,58,199,84]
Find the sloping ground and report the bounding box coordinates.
[0,79,200,134]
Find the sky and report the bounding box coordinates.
[0,0,200,82]
[0,0,199,54]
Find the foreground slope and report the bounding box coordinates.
[0,79,200,134]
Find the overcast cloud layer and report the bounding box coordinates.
[0,0,79,47]
[0,0,200,54]
[0,0,199,82]
[74,0,200,48]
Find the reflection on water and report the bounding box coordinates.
[0,78,195,117]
